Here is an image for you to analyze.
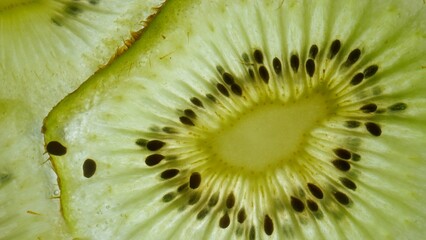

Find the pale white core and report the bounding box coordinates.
[209,94,330,171]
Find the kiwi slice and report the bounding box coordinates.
[0,0,164,238]
[44,0,426,239]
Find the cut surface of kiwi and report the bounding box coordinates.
[0,0,164,239]
[44,0,426,239]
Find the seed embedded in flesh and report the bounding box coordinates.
[363,65,379,78]
[258,66,270,83]
[222,72,235,85]
[305,59,315,77]
[340,177,357,190]
[217,83,230,97]
[365,122,382,136]
[160,169,180,179]
[360,103,378,113]
[231,84,243,96]
[309,44,319,59]
[253,49,264,63]
[146,140,166,151]
[190,97,204,108]
[388,102,407,111]
[219,213,230,228]
[345,120,361,128]
[145,154,165,166]
[46,141,67,156]
[189,172,201,189]
[179,116,195,126]
[162,192,176,203]
[291,197,305,212]
[344,48,361,66]
[329,39,341,59]
[333,148,352,160]
[197,208,209,220]
[307,200,319,212]
[272,57,282,74]
[237,208,247,223]
[82,159,96,178]
[307,183,324,199]
[334,191,350,205]
[208,193,220,207]
[290,54,300,72]
[226,192,235,209]
[264,215,274,235]
[350,72,364,85]
[332,160,351,171]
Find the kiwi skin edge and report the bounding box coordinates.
[43,0,426,239]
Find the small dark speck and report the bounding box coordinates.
[363,65,379,78]
[253,49,264,63]
[291,197,305,212]
[360,103,377,113]
[146,140,166,151]
[264,215,274,235]
[345,120,361,128]
[365,122,382,136]
[388,102,407,112]
[222,72,235,85]
[179,116,195,126]
[340,177,357,190]
[272,57,282,75]
[145,154,165,166]
[163,127,179,134]
[334,191,350,205]
[329,39,341,60]
[231,84,243,96]
[350,72,364,85]
[237,208,246,223]
[65,4,82,16]
[305,59,315,77]
[162,192,176,203]
[190,97,204,108]
[307,183,324,199]
[307,200,319,212]
[188,192,201,205]
[160,169,180,179]
[332,159,351,171]
[290,54,300,73]
[46,141,67,156]
[83,159,96,178]
[219,213,230,228]
[351,153,361,161]
[135,138,148,147]
[89,0,100,5]
[177,183,188,193]
[344,49,361,66]
[189,172,201,189]
[226,192,235,209]
[206,94,217,103]
[217,83,230,97]
[333,148,352,160]
[197,208,209,220]
[309,44,319,59]
[258,66,270,83]
[208,193,220,207]
[184,109,197,119]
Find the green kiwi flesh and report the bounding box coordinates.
[43,0,426,239]
[0,0,164,239]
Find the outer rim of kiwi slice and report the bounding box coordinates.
[43,0,426,239]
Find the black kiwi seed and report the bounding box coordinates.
[272,57,282,74]
[350,72,364,85]
[208,193,220,207]
[290,54,300,72]
[197,208,209,220]
[332,159,351,171]
[305,59,315,77]
[160,169,180,179]
[333,191,350,205]
[360,103,378,113]
[146,140,166,151]
[264,214,274,235]
[307,183,324,199]
[307,200,319,212]
[231,84,243,96]
[388,102,407,111]
[333,148,352,160]
[46,141,67,156]
[222,72,235,85]
[309,44,319,59]
[179,116,195,126]
[329,39,341,59]
[290,197,305,212]
[340,177,357,190]
[190,97,204,108]
[365,122,382,136]
[258,66,270,83]
[189,172,202,189]
[363,65,379,78]
[237,208,247,223]
[344,48,361,66]
[253,49,264,63]
[162,192,176,203]
[82,159,96,178]
[184,109,197,119]
[145,154,165,166]
[345,120,361,128]
[226,192,235,209]
[216,83,230,97]
[219,213,230,228]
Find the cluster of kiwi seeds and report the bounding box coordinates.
[46,36,409,238]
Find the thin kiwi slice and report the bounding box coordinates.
[44,0,426,239]
[0,0,164,238]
